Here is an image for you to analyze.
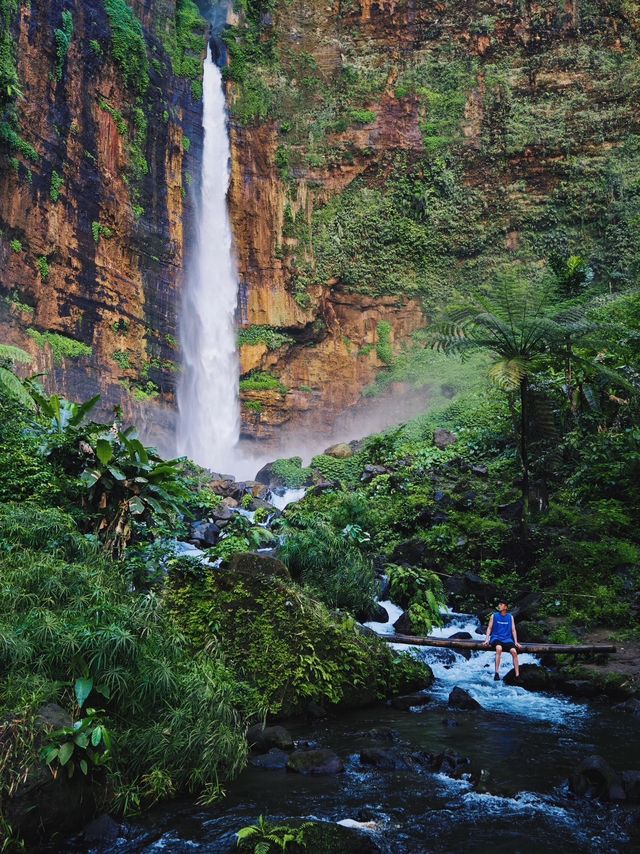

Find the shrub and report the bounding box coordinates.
[9,238,21,252]
[53,10,73,81]
[27,330,92,365]
[49,169,64,202]
[239,372,287,393]
[35,256,49,282]
[237,325,293,350]
[103,0,149,94]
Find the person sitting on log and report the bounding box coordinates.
[483,598,522,682]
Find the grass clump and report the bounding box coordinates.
[53,9,73,81]
[239,371,288,394]
[237,325,294,349]
[27,329,92,365]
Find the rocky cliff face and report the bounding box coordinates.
[227,0,640,442]
[0,0,204,438]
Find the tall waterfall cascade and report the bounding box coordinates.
[176,45,240,472]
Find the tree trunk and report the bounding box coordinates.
[384,635,615,654]
[519,376,530,555]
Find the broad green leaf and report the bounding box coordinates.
[91,726,103,747]
[74,732,90,748]
[58,742,74,766]
[128,496,145,515]
[75,676,93,708]
[79,759,88,776]
[80,469,101,488]
[107,465,126,481]
[0,367,36,409]
[95,438,114,466]
[41,746,59,764]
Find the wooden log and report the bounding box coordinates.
[383,634,616,654]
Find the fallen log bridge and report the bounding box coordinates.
[383,634,616,655]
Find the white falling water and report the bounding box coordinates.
[176,45,240,472]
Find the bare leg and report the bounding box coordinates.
[510,647,520,677]
[494,644,503,674]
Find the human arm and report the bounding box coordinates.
[483,615,493,647]
[512,616,522,649]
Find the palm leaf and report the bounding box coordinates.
[0,366,36,409]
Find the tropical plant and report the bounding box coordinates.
[0,343,34,409]
[236,815,312,852]
[27,382,100,433]
[79,427,189,555]
[426,271,635,504]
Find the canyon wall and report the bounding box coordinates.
[0,0,205,441]
[2,0,639,449]
[227,0,640,442]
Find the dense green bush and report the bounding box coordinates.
[166,561,430,716]
[103,0,149,94]
[0,505,255,814]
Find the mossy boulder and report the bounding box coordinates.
[236,819,382,852]
[166,564,432,717]
[227,551,290,579]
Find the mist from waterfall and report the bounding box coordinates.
[176,45,240,473]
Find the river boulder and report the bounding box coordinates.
[249,748,290,769]
[287,749,344,775]
[613,698,640,718]
[504,664,550,691]
[569,755,626,801]
[389,693,431,710]
[246,724,294,753]
[359,747,420,771]
[448,686,482,710]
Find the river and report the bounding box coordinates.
[56,607,640,853]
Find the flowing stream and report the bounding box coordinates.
[176,44,240,472]
[58,601,640,853]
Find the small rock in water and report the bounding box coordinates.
[448,631,473,640]
[389,693,431,711]
[613,698,640,718]
[448,686,482,710]
[287,748,344,775]
[359,747,418,771]
[441,718,459,728]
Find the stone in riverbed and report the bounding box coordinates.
[249,748,290,769]
[503,664,550,691]
[569,755,626,801]
[448,686,482,710]
[287,748,344,775]
[623,770,640,802]
[359,747,419,771]
[246,724,294,753]
[389,693,431,711]
[613,698,640,718]
[448,631,473,640]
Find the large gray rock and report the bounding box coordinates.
[247,724,294,753]
[323,442,353,458]
[433,428,457,450]
[448,686,482,710]
[287,749,344,775]
[569,755,626,801]
[623,770,640,802]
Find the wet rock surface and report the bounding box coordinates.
[287,748,345,775]
[448,686,482,710]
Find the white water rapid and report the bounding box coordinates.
[176,45,240,472]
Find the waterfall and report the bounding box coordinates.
[176,44,240,472]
